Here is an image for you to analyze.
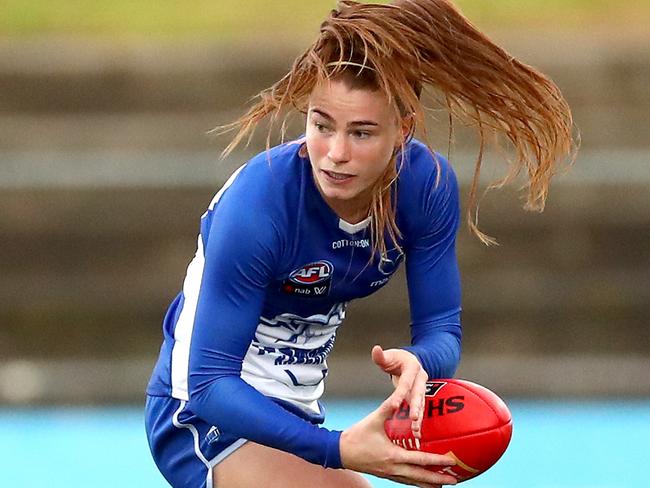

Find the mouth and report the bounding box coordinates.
[322,169,355,182]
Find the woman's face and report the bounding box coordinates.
[305,79,405,222]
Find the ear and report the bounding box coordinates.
[396,114,415,147]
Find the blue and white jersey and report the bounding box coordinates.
[147,138,462,469]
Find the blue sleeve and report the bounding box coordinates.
[402,153,462,379]
[186,176,342,469]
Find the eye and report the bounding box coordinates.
[352,130,371,139]
[314,121,329,133]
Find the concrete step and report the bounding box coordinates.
[1,36,649,150]
[2,36,648,113]
[3,353,650,404]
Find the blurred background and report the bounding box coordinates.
[1,1,649,487]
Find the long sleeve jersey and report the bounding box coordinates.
[147,138,462,469]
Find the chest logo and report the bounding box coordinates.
[289,261,333,284]
[282,261,333,297]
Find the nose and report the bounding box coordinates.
[327,133,351,164]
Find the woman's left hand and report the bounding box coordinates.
[371,344,429,439]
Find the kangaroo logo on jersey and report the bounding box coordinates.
[378,249,404,276]
[282,261,333,297]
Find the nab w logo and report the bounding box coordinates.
[289,261,333,285]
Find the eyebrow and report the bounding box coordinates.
[311,108,379,127]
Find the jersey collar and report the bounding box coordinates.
[338,216,371,234]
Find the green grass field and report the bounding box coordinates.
[1,0,646,39]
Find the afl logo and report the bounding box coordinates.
[289,261,333,285]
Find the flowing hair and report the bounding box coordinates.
[219,0,577,253]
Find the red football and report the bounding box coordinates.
[384,379,512,482]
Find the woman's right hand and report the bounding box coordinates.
[339,396,458,487]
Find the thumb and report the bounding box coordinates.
[374,392,401,422]
[371,344,387,368]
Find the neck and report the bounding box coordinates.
[314,179,372,224]
[327,198,371,224]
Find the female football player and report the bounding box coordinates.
[145,1,575,487]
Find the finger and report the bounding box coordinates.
[390,476,440,488]
[410,369,429,437]
[386,452,457,486]
[393,476,449,488]
[396,449,456,469]
[409,369,428,420]
[386,360,419,409]
[397,479,441,488]
[390,464,457,486]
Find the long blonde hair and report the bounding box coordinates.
[219,0,577,252]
